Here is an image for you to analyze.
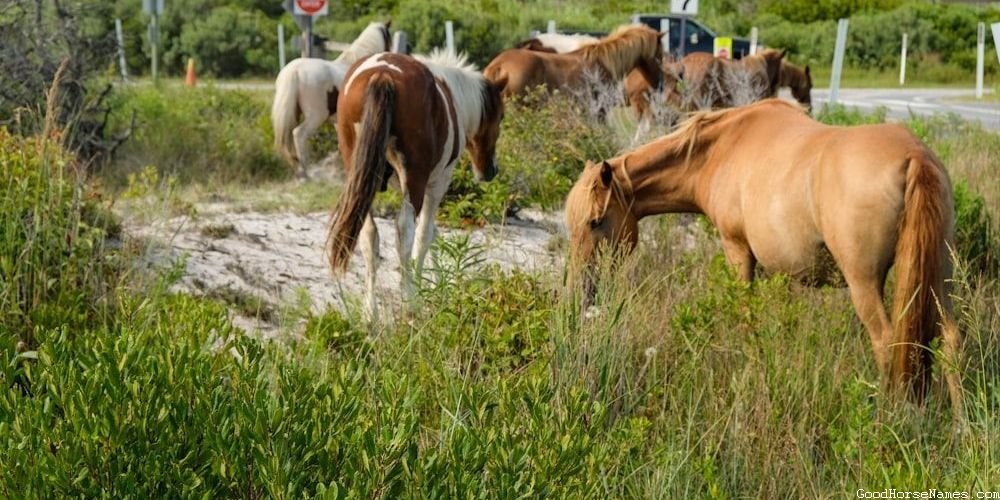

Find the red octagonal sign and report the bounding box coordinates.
[295,0,327,15]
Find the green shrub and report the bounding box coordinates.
[815,103,887,125]
[953,180,999,278]
[104,85,286,187]
[439,89,618,225]
[0,130,120,344]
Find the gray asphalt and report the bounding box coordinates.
[806,87,1000,130]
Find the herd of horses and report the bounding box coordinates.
[271,22,962,414]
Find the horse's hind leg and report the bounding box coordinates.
[359,214,379,321]
[940,315,965,423]
[843,275,892,379]
[412,167,452,279]
[292,107,328,178]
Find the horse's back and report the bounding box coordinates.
[711,103,930,281]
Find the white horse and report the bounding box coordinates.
[271,21,391,178]
[518,32,600,53]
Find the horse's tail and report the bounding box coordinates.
[890,151,954,400]
[327,75,395,273]
[272,66,300,166]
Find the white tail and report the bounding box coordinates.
[272,67,300,166]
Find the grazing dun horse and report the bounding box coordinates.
[484,24,663,100]
[565,99,961,412]
[271,21,391,178]
[327,51,507,317]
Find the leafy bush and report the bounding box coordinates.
[439,89,618,225]
[953,180,999,278]
[104,85,286,187]
[815,103,887,125]
[0,130,120,344]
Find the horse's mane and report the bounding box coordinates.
[662,99,803,157]
[334,22,391,65]
[413,49,492,134]
[573,24,659,78]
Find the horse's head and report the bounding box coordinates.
[468,76,508,182]
[791,65,813,112]
[758,49,786,96]
[565,159,638,304]
[636,29,666,90]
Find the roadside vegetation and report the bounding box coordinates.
[2,73,999,495]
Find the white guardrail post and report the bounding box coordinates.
[829,18,849,106]
[899,33,907,86]
[445,21,455,55]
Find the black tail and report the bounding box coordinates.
[327,75,394,273]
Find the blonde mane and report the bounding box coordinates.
[413,49,489,135]
[573,24,660,78]
[334,22,391,65]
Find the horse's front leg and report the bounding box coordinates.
[720,237,757,282]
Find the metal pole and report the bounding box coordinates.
[115,18,128,81]
[278,24,285,69]
[304,16,313,58]
[750,27,758,55]
[151,14,158,83]
[445,21,455,55]
[899,33,907,86]
[976,22,985,99]
[659,18,670,54]
[829,18,849,106]
[992,22,1000,65]
[392,31,408,54]
[547,20,556,34]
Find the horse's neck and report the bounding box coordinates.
[623,141,708,218]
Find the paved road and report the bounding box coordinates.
[805,88,1000,130]
[216,80,1000,129]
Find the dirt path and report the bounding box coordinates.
[130,203,566,335]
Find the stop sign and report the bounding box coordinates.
[294,0,327,16]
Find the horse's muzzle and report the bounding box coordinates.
[477,159,499,182]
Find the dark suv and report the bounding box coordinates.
[630,14,753,59]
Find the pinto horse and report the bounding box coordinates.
[484,24,663,100]
[625,49,785,123]
[565,99,961,413]
[327,51,506,317]
[272,21,391,178]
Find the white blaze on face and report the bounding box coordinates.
[342,54,403,96]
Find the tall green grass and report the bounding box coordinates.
[2,100,998,496]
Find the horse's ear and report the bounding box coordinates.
[805,65,811,77]
[384,19,392,30]
[779,49,787,60]
[599,161,613,188]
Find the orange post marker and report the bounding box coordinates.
[185,58,196,87]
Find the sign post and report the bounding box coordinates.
[115,18,128,81]
[659,18,670,54]
[976,22,985,100]
[284,0,328,58]
[445,21,455,55]
[899,33,907,86]
[277,24,286,69]
[392,31,408,54]
[829,18,849,106]
[992,22,1000,65]
[547,20,556,34]
[671,0,698,56]
[143,0,164,83]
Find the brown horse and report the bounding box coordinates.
[484,24,663,100]
[565,99,961,412]
[625,49,785,121]
[328,51,506,317]
[779,59,813,111]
